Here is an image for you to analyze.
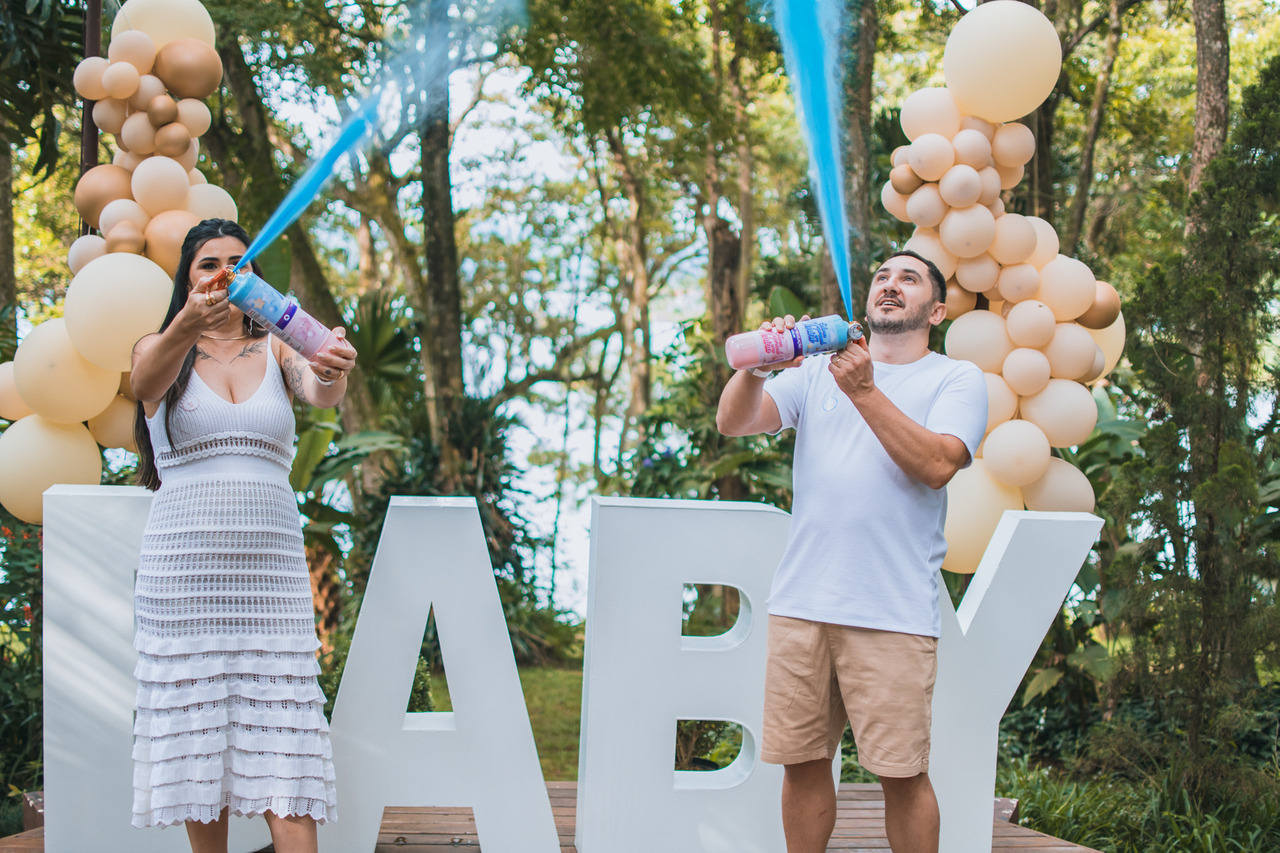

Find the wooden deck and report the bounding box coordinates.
[1,782,1099,852]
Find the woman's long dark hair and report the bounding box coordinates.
[133,219,267,490]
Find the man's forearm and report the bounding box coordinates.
[716,370,774,436]
[849,387,969,490]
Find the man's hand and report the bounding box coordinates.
[757,313,810,372]
[829,333,872,399]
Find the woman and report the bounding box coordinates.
[130,219,356,853]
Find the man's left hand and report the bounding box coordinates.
[829,335,873,399]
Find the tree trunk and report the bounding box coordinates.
[841,0,877,316]
[605,131,651,455]
[1188,0,1229,198]
[819,249,840,318]
[1063,0,1122,255]
[0,141,14,342]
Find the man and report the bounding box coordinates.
[716,250,988,853]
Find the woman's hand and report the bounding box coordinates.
[174,271,232,334]
[308,327,358,385]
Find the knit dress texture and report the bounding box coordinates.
[132,341,337,828]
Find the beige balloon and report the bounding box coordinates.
[1002,347,1051,396]
[131,155,190,216]
[904,228,959,279]
[101,61,141,100]
[174,137,200,171]
[147,94,179,127]
[128,74,167,111]
[938,164,983,208]
[1025,216,1059,268]
[1038,256,1097,321]
[108,28,157,74]
[900,87,962,141]
[120,111,158,154]
[144,210,201,277]
[944,309,1013,373]
[890,163,924,195]
[940,204,996,259]
[977,166,1002,206]
[152,38,223,99]
[943,0,1063,123]
[0,416,102,524]
[955,253,999,294]
[114,150,144,172]
[1086,310,1126,378]
[64,253,175,372]
[959,115,997,141]
[111,0,216,49]
[881,182,911,223]
[73,56,110,101]
[1022,456,1095,513]
[1080,345,1107,384]
[188,168,208,186]
[908,133,956,182]
[995,263,1040,303]
[942,459,1025,574]
[88,395,140,453]
[73,164,134,230]
[67,234,108,276]
[185,184,238,222]
[891,145,911,168]
[1005,299,1056,348]
[13,319,120,424]
[951,129,993,170]
[0,362,34,421]
[906,184,947,229]
[991,122,1036,167]
[1043,322,1098,380]
[945,281,977,320]
[983,418,1051,487]
[105,220,146,255]
[986,197,1006,218]
[1019,378,1099,448]
[175,98,211,137]
[1076,280,1122,329]
[989,213,1037,265]
[99,197,151,236]
[91,98,129,134]
[984,372,1018,434]
[996,162,1024,190]
[155,121,193,158]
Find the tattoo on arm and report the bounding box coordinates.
[281,349,311,404]
[232,341,266,362]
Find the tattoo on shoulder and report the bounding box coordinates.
[233,340,266,362]
[194,346,218,362]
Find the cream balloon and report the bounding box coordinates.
[904,228,959,279]
[906,184,947,229]
[105,220,147,255]
[1076,280,1122,329]
[0,416,102,524]
[991,122,1036,167]
[1019,378,1099,448]
[940,204,996,259]
[1002,347,1051,396]
[1080,345,1107,384]
[955,253,999,293]
[174,137,200,171]
[99,198,150,236]
[67,234,108,276]
[1038,256,1097,321]
[111,0,216,49]
[983,418,1051,487]
[88,395,140,452]
[13,319,119,423]
[900,87,962,141]
[101,61,141,100]
[945,281,977,320]
[908,133,956,182]
[0,362,34,421]
[73,56,110,101]
[120,111,158,154]
[942,459,1025,574]
[943,0,1063,123]
[1087,310,1126,377]
[951,129,993,170]
[891,145,911,168]
[115,150,144,172]
[1025,216,1059,268]
[128,74,166,111]
[989,213,1037,265]
[185,184,237,222]
[144,209,201,277]
[1043,322,1098,380]
[108,28,157,74]
[188,168,208,186]
[995,263,1040,303]
[1022,456,1095,513]
[1005,299,1056,348]
[986,197,1006,218]
[959,115,997,141]
[938,164,983,208]
[977,166,1002,206]
[984,372,1018,434]
[881,182,911,222]
[91,98,129,134]
[64,253,174,371]
[131,156,190,216]
[944,309,1014,373]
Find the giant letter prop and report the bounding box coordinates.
[43,485,269,853]
[321,497,560,853]
[930,511,1103,853]
[576,497,792,853]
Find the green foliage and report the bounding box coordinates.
[0,514,43,798]
[0,0,82,177]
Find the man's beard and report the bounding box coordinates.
[866,301,934,335]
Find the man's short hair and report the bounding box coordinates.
[885,250,947,304]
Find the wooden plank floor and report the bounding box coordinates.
[0,782,1099,852]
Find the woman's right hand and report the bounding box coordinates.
[176,272,232,333]
[755,313,810,371]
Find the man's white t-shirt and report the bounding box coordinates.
[763,350,988,638]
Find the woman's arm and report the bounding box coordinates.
[130,275,231,402]
[276,329,359,408]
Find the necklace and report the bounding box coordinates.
[200,332,251,342]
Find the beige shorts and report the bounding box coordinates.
[761,614,938,778]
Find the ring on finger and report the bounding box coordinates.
[206,294,215,306]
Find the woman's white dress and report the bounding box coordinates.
[132,341,337,828]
